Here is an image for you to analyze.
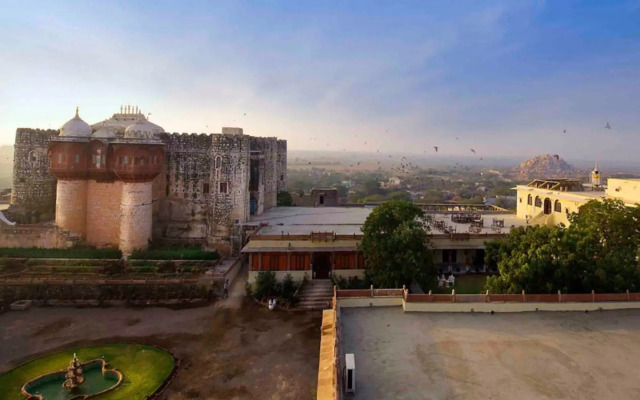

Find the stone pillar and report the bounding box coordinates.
[119,181,153,254]
[55,179,87,236]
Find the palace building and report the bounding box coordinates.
[515,163,640,227]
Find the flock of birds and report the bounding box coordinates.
[301,120,614,171]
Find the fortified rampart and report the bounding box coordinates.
[7,110,287,254]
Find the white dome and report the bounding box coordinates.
[124,118,163,139]
[93,125,116,139]
[60,107,92,137]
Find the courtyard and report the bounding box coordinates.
[0,271,321,400]
[341,307,640,400]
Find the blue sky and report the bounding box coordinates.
[1,0,639,161]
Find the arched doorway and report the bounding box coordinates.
[543,198,552,214]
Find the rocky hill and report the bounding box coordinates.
[515,154,575,179]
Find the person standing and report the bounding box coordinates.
[223,279,229,299]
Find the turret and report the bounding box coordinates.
[590,162,601,189]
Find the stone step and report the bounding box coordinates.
[298,300,332,309]
[300,289,333,296]
[298,295,333,301]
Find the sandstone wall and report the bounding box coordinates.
[86,180,122,248]
[120,182,153,253]
[0,225,76,248]
[55,179,87,236]
[11,129,57,215]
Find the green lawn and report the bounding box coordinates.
[428,274,490,294]
[0,344,175,400]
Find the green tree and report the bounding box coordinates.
[485,225,566,294]
[564,199,640,292]
[485,199,640,294]
[277,191,293,206]
[360,200,436,288]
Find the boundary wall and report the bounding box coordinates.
[335,288,640,313]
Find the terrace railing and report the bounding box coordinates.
[335,287,640,304]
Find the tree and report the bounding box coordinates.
[277,191,293,206]
[485,199,640,294]
[360,200,436,288]
[564,199,640,292]
[485,225,567,294]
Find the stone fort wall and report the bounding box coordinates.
[9,128,286,253]
[11,129,58,217]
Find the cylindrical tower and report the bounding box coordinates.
[112,118,165,253]
[49,108,92,236]
[119,181,153,253]
[55,180,88,235]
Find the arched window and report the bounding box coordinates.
[215,156,222,169]
[554,200,562,213]
[527,194,532,205]
[543,198,552,214]
[534,196,541,207]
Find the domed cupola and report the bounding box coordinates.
[93,123,116,139]
[60,107,92,137]
[124,116,163,139]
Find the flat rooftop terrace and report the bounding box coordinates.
[250,206,524,236]
[341,307,640,400]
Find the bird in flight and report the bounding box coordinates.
[455,137,459,140]
[434,146,439,152]
[605,121,612,129]
[470,149,476,154]
[563,129,567,133]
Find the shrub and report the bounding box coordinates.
[254,271,278,300]
[129,245,218,260]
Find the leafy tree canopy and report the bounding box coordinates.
[360,200,436,288]
[486,199,640,294]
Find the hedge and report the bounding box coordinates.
[0,247,122,259]
[129,248,218,260]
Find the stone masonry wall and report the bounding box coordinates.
[11,129,57,214]
[156,133,212,241]
[86,180,122,248]
[277,139,287,192]
[250,137,278,210]
[209,134,250,253]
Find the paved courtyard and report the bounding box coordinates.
[341,307,640,400]
[0,269,322,400]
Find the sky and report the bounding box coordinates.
[0,0,639,162]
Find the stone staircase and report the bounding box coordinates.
[297,279,334,310]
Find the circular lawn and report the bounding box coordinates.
[0,343,175,400]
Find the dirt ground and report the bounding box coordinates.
[0,269,322,400]
[341,307,640,400]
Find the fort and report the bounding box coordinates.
[3,106,287,255]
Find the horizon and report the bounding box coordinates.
[1,1,639,161]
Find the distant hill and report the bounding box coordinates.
[0,145,13,189]
[514,154,575,179]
